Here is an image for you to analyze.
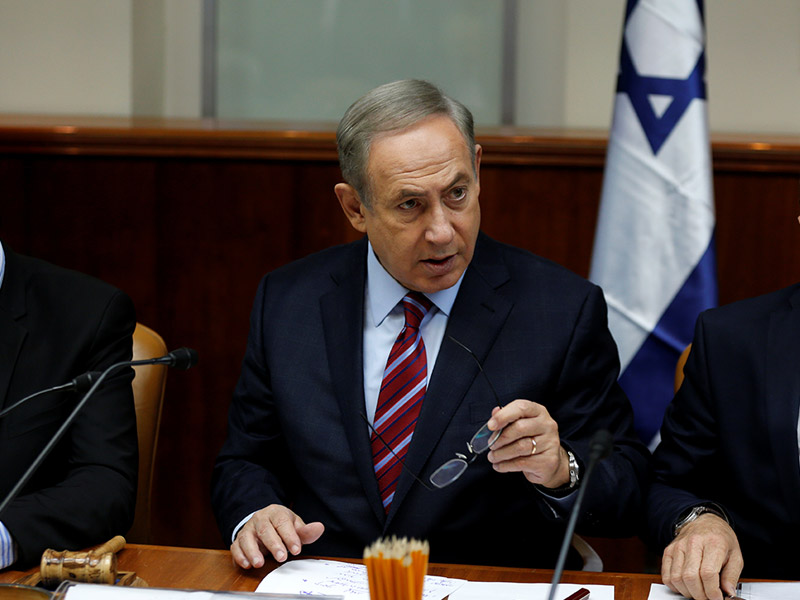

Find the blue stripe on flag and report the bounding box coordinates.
[620,237,717,442]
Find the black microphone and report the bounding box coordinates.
[0,348,198,517]
[0,372,102,419]
[546,429,614,600]
[159,347,199,370]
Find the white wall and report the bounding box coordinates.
[0,0,797,134]
[0,0,132,115]
[130,0,202,118]
[516,0,800,134]
[705,0,800,135]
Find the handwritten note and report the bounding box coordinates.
[256,558,466,600]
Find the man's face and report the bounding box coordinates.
[336,115,482,294]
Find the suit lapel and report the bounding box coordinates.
[0,249,28,409]
[764,286,800,521]
[386,236,513,525]
[320,239,386,525]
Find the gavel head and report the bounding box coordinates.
[40,549,117,588]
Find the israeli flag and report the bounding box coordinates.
[590,0,717,447]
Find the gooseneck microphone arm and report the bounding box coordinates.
[0,348,198,517]
[546,429,613,600]
[0,372,102,419]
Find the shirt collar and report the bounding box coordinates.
[0,240,5,291]
[366,241,465,327]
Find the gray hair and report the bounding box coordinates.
[336,79,476,207]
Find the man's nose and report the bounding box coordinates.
[425,203,455,245]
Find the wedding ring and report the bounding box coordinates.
[530,437,537,456]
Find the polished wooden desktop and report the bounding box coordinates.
[0,544,662,599]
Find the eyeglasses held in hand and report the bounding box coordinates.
[428,336,504,489]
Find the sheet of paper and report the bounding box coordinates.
[649,582,800,600]
[738,582,800,600]
[60,583,275,599]
[448,581,613,600]
[256,558,466,600]
[59,581,324,599]
[647,584,683,600]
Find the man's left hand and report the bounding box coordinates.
[486,399,570,488]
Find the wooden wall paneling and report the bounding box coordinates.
[6,156,160,316]
[713,170,800,305]
[479,164,603,278]
[288,161,362,258]
[149,158,304,547]
[0,157,26,246]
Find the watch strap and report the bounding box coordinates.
[673,503,729,538]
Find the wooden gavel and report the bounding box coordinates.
[39,535,126,587]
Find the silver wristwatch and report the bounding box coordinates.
[566,450,579,489]
[673,504,728,538]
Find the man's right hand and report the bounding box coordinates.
[661,513,743,600]
[231,505,325,569]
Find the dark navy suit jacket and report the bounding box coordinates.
[212,233,648,567]
[0,246,138,566]
[647,283,800,579]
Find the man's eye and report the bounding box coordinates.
[398,199,418,210]
[450,187,467,200]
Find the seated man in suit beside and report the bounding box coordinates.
[0,241,138,568]
[647,258,800,599]
[212,79,649,569]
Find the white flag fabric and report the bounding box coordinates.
[590,0,717,446]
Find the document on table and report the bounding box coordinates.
[647,584,685,600]
[57,582,333,598]
[737,582,800,599]
[448,581,613,600]
[258,559,615,600]
[255,558,466,599]
[649,582,800,600]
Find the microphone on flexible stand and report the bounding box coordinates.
[546,429,614,600]
[0,371,102,419]
[0,349,197,420]
[0,348,199,517]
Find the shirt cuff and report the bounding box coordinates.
[232,511,257,544]
[0,521,18,569]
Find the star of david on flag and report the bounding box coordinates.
[590,0,717,447]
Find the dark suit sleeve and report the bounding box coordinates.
[3,290,138,565]
[549,285,650,536]
[211,276,293,544]
[645,314,726,549]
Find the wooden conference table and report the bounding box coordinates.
[0,544,663,599]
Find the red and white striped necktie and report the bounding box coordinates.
[371,291,433,512]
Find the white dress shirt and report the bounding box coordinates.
[362,241,464,425]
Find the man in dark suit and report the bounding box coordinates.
[0,242,138,567]
[647,278,800,600]
[212,79,648,569]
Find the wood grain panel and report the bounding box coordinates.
[714,171,800,303]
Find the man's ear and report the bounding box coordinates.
[474,144,482,186]
[335,183,368,233]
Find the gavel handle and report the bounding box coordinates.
[93,535,126,556]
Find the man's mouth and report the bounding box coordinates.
[423,256,452,265]
[421,255,456,273]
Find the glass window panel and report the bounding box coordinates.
[217,0,504,125]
